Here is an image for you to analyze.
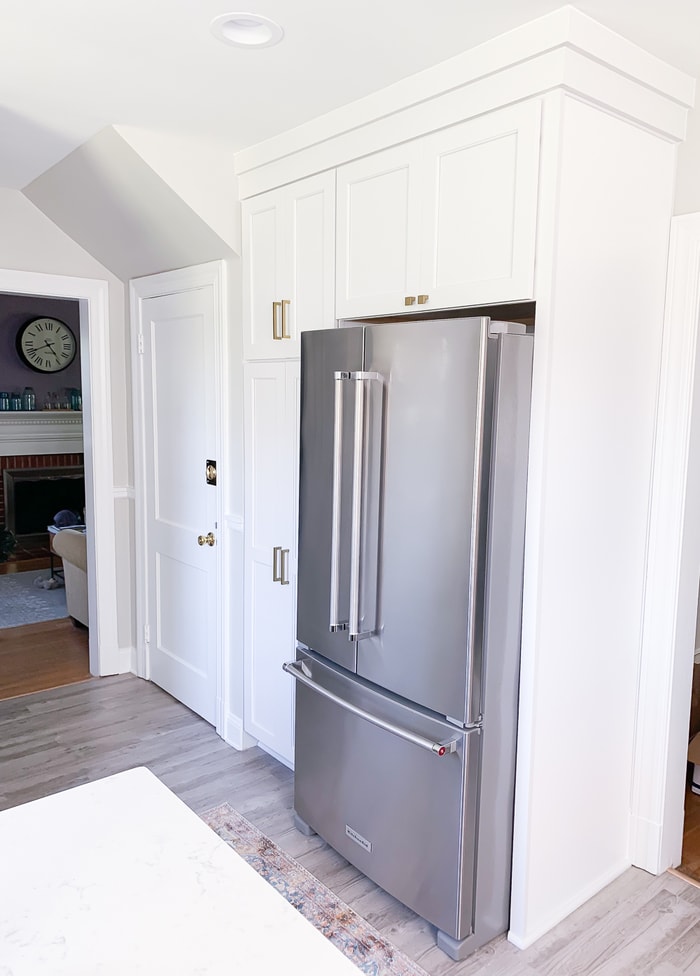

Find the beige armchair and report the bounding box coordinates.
[51,529,89,627]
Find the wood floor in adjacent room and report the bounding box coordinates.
[678,786,700,887]
[1,675,699,976]
[0,618,91,702]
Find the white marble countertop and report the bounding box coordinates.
[0,767,359,975]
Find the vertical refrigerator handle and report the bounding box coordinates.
[349,370,383,641]
[329,371,350,632]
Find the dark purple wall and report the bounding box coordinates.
[0,293,82,407]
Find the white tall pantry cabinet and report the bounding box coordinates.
[243,361,299,763]
[237,7,694,951]
[242,174,335,766]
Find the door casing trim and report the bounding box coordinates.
[631,213,700,872]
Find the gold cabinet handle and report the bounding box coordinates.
[197,532,216,547]
[280,548,290,585]
[272,301,282,340]
[281,299,291,339]
[417,294,429,305]
[272,546,282,582]
[404,296,416,306]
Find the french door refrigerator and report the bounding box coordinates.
[283,316,533,960]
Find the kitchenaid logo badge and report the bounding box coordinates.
[345,824,372,853]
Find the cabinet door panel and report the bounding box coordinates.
[287,174,336,345]
[421,102,541,309]
[433,132,517,283]
[243,362,299,766]
[242,199,281,360]
[284,361,301,575]
[336,144,422,318]
[246,559,296,764]
[243,172,335,360]
[245,364,286,551]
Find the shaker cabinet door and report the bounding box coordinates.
[283,173,336,348]
[242,173,336,360]
[242,194,284,360]
[335,142,423,318]
[335,101,541,318]
[420,101,541,309]
[243,361,300,765]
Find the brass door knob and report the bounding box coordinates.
[417,294,429,304]
[197,532,216,547]
[404,296,416,306]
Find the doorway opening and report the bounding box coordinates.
[0,269,119,678]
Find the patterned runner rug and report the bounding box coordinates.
[202,803,430,976]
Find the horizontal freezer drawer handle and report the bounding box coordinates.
[283,661,459,757]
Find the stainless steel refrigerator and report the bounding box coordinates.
[284,316,533,960]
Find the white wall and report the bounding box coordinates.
[675,106,700,216]
[0,189,134,652]
[115,127,241,255]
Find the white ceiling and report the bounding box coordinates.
[2,0,699,190]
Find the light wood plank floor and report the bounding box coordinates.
[1,674,699,976]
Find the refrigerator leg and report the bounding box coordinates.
[436,928,474,962]
[293,811,316,837]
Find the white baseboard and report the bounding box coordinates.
[629,813,665,874]
[96,643,133,677]
[507,857,630,949]
[117,645,133,674]
[223,711,258,751]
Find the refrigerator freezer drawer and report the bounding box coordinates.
[291,650,480,941]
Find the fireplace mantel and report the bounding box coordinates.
[0,412,83,455]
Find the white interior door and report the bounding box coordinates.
[139,285,220,725]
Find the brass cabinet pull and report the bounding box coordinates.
[272,546,282,581]
[280,548,290,585]
[272,301,282,340]
[404,296,416,306]
[281,299,291,339]
[197,532,216,547]
[417,294,429,304]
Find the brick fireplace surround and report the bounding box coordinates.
[0,453,84,528]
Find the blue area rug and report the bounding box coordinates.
[0,570,68,629]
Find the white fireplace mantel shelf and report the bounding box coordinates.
[0,412,83,456]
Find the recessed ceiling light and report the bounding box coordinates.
[210,12,284,48]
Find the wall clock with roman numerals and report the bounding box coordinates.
[16,317,77,373]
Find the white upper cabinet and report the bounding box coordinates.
[336,102,541,318]
[242,171,336,359]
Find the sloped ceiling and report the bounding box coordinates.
[23,127,234,281]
